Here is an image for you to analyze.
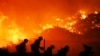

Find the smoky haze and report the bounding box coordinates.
[0,0,100,16]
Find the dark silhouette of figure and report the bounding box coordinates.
[16,39,28,56]
[30,36,43,56]
[79,44,94,56]
[56,45,69,56]
[44,45,55,56]
[0,48,9,56]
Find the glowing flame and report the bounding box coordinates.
[94,11,99,14]
[0,14,27,47]
[7,22,27,44]
[56,18,61,21]
[81,15,87,19]
[42,24,54,30]
[79,10,87,19]
[0,12,82,47]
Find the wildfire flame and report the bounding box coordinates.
[94,11,99,14]
[0,10,98,48]
[0,13,77,47]
[79,10,87,19]
[0,15,27,47]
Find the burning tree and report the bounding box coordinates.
[73,11,100,34]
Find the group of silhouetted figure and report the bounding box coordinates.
[0,36,94,56]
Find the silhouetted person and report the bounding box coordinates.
[16,39,28,56]
[31,36,43,56]
[0,48,9,56]
[56,45,69,56]
[44,45,55,56]
[79,44,94,56]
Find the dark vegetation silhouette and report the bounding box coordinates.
[73,12,100,33]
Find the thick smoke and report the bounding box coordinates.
[0,0,100,16]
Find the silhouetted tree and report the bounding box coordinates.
[73,12,100,34]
